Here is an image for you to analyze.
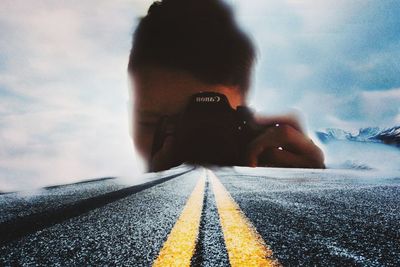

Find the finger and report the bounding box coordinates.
[258,148,322,168]
[149,136,176,171]
[254,114,304,133]
[277,125,322,158]
[246,124,323,167]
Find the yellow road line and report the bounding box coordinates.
[209,170,280,267]
[152,175,205,267]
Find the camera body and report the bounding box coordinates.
[150,92,267,170]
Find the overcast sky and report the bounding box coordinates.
[0,0,399,190]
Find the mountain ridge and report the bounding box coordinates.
[316,126,400,148]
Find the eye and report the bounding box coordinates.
[138,120,157,128]
[136,110,161,129]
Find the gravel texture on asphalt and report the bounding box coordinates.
[0,168,200,266]
[191,178,230,267]
[0,165,191,224]
[215,167,400,266]
[0,178,124,224]
[1,166,399,266]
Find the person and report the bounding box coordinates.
[128,0,325,171]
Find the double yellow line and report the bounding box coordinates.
[153,169,280,267]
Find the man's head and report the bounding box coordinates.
[128,0,255,163]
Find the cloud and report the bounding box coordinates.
[235,0,400,133]
[286,88,400,132]
[0,0,399,190]
[0,0,149,191]
[359,88,400,126]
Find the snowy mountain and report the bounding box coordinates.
[316,126,400,148]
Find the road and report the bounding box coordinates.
[0,165,399,266]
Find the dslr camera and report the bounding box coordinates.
[150,92,270,170]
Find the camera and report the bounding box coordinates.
[150,92,268,170]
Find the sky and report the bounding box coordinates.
[0,0,399,191]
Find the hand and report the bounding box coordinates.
[149,136,178,172]
[245,115,325,169]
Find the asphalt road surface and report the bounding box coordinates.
[0,165,399,266]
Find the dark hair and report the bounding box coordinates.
[128,0,255,93]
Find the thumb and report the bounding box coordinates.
[149,136,176,172]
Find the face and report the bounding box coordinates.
[131,66,244,164]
